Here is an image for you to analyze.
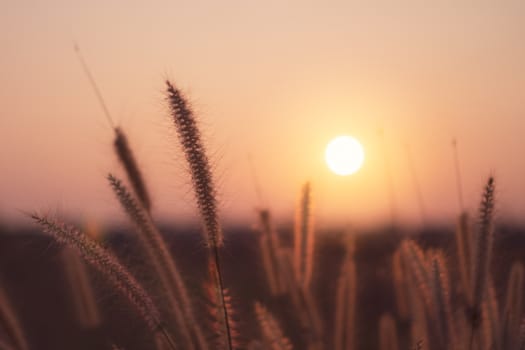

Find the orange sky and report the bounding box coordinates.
[2,1,525,229]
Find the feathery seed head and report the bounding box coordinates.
[294,182,314,287]
[255,302,293,350]
[113,127,151,211]
[165,80,222,247]
[479,177,495,229]
[470,176,496,324]
[31,214,162,332]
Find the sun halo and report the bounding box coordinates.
[325,136,365,176]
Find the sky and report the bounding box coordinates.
[2,1,525,229]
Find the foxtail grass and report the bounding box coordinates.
[400,240,432,312]
[259,233,280,296]
[392,249,409,321]
[334,247,356,350]
[31,214,176,349]
[455,212,472,303]
[276,249,323,349]
[205,260,238,349]
[254,302,293,350]
[61,247,101,329]
[399,241,433,347]
[165,80,221,247]
[108,174,207,350]
[0,287,28,350]
[451,138,465,211]
[428,250,456,350]
[76,44,152,212]
[294,183,314,288]
[166,80,233,349]
[481,281,499,350]
[257,209,285,296]
[469,177,495,334]
[113,127,152,211]
[501,262,524,350]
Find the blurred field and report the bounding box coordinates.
[1,222,524,349]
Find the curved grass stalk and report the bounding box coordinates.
[469,177,495,341]
[501,262,524,350]
[108,174,208,350]
[166,80,233,349]
[61,247,101,329]
[255,302,292,350]
[31,215,176,350]
[113,127,152,211]
[294,183,314,288]
[0,287,28,350]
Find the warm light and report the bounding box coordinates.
[325,136,365,176]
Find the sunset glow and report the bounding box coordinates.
[2,2,525,227]
[325,136,364,176]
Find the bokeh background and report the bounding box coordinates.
[2,1,525,229]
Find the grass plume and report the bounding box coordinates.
[334,241,356,350]
[0,287,28,350]
[455,212,472,303]
[257,209,285,296]
[482,281,499,350]
[165,80,221,247]
[61,247,101,329]
[294,182,314,288]
[470,177,495,332]
[205,260,238,350]
[108,174,207,350]
[276,249,323,348]
[254,302,293,350]
[165,80,233,349]
[400,240,432,312]
[113,127,152,211]
[428,250,455,349]
[392,249,409,320]
[30,214,176,349]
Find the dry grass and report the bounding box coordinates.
[1,81,522,350]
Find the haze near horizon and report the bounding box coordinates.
[2,1,525,228]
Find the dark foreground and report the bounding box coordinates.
[0,223,524,349]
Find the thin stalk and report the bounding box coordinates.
[452,138,465,211]
[470,177,495,338]
[166,79,233,349]
[113,128,152,211]
[108,174,206,349]
[31,215,176,350]
[294,183,314,288]
[255,302,293,350]
[73,44,115,128]
[61,247,101,329]
[0,287,28,350]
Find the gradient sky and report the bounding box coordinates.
[2,1,525,229]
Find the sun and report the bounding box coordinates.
[325,136,365,176]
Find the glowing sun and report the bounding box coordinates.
[325,136,365,176]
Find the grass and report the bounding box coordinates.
[0,81,523,350]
